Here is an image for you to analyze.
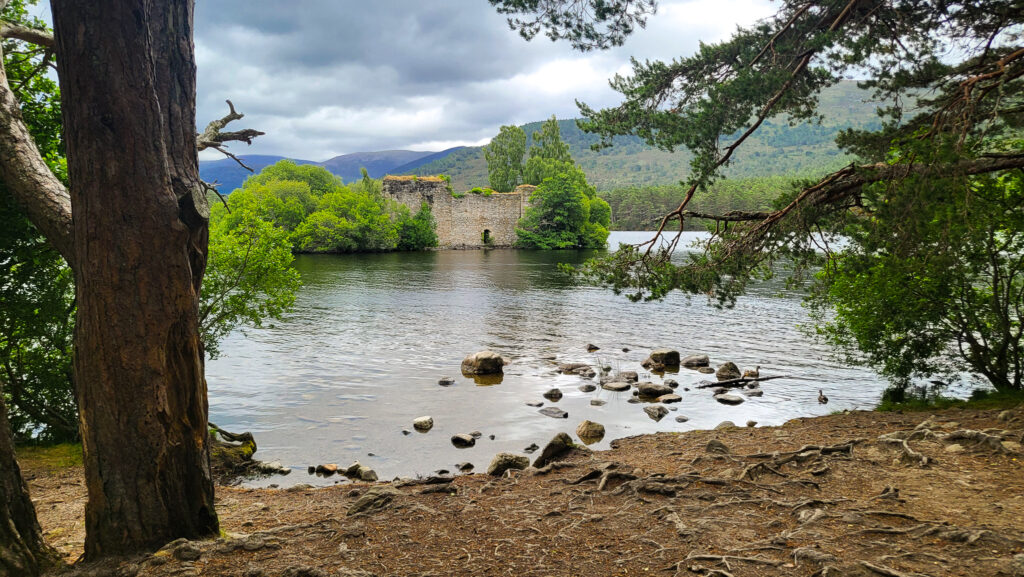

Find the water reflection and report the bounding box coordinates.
[206,231,889,486]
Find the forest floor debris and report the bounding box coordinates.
[23,407,1024,576]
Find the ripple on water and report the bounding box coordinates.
[207,231,891,486]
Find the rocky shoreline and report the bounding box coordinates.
[25,405,1024,577]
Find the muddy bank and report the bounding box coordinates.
[25,406,1024,577]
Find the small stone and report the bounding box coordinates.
[590,399,606,406]
[438,377,455,386]
[681,354,710,367]
[716,362,742,381]
[644,405,669,421]
[470,430,483,438]
[627,397,640,404]
[602,381,631,392]
[357,465,378,482]
[489,434,495,440]
[539,407,568,419]
[307,466,316,474]
[578,383,597,393]
[456,462,474,472]
[525,401,544,407]
[715,421,738,430]
[523,443,540,453]
[533,432,575,468]
[675,415,690,423]
[412,416,434,431]
[619,371,639,382]
[664,379,679,388]
[451,434,476,448]
[586,343,600,352]
[746,420,757,427]
[1009,553,1024,577]
[657,394,682,404]
[487,453,529,476]
[714,393,745,405]
[649,349,681,366]
[543,388,563,401]
[944,443,965,454]
[576,420,606,442]
[638,382,674,398]
[745,388,764,397]
[172,541,202,562]
[346,486,402,516]
[997,410,1013,422]
[315,464,338,476]
[622,347,630,352]
[557,362,590,374]
[401,429,411,435]
[706,439,730,454]
[697,367,715,374]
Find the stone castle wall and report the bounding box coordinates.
[382,176,531,248]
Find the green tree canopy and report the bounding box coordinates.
[516,167,609,249]
[485,124,527,192]
[543,0,1024,392]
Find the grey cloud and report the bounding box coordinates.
[194,0,775,159]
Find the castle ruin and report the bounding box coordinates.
[382,175,534,248]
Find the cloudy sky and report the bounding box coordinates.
[180,2,776,160]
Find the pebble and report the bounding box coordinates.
[675,415,690,423]
[590,399,607,406]
[412,416,434,431]
[438,377,455,386]
[543,388,563,400]
[746,420,757,427]
[644,405,669,421]
[451,434,476,448]
[539,407,568,419]
[578,384,597,393]
[525,401,544,407]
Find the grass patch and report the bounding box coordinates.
[15,443,83,471]
[876,388,1024,412]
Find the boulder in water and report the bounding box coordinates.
[576,420,605,443]
[461,351,505,375]
[649,349,681,366]
[681,354,710,367]
[637,382,673,398]
[716,362,742,381]
[644,405,669,421]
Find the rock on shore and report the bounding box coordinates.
[461,351,505,375]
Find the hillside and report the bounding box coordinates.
[200,150,436,193]
[201,81,883,194]
[407,80,882,190]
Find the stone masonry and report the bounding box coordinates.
[382,175,534,248]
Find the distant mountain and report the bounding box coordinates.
[390,146,468,174]
[200,155,319,194]
[319,150,434,182]
[202,81,884,194]
[200,150,437,194]
[406,81,884,190]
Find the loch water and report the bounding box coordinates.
[206,231,889,485]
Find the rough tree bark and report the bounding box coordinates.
[51,0,218,558]
[0,384,59,577]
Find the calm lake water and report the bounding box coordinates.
[207,231,889,485]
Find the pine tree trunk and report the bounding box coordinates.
[51,0,218,559]
[0,390,59,577]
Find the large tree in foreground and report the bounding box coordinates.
[0,0,261,562]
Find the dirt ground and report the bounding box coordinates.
[23,407,1024,577]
